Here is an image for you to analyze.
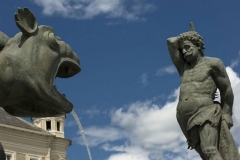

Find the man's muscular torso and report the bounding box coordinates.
[177,57,218,118]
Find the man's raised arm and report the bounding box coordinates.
[167,36,185,76]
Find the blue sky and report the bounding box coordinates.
[1,0,240,160]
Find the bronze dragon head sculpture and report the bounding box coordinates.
[0,8,81,117]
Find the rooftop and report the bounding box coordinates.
[0,108,52,136]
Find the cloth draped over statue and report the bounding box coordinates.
[186,103,240,160]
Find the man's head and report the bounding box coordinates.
[180,40,201,63]
[178,31,205,56]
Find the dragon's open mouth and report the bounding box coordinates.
[40,56,81,117]
[52,56,81,109]
[52,57,81,110]
[3,57,81,117]
[56,58,81,78]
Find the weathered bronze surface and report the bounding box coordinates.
[0,8,81,117]
[167,23,240,160]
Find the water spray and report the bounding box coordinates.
[71,109,92,160]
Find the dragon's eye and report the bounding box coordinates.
[44,32,59,50]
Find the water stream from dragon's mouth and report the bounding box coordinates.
[71,109,92,160]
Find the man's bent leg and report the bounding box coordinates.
[198,122,222,160]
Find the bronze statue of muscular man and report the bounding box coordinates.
[167,23,240,160]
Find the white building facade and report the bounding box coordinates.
[0,108,71,160]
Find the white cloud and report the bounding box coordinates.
[227,67,240,146]
[111,100,180,148]
[77,107,108,118]
[32,0,156,21]
[167,88,179,100]
[75,126,124,146]
[156,65,177,76]
[108,153,148,160]
[139,73,148,87]
[65,119,77,127]
[75,91,199,159]
[33,0,71,16]
[107,97,201,160]
[85,109,101,118]
[226,67,240,87]
[103,144,150,160]
[230,59,239,68]
[230,51,240,68]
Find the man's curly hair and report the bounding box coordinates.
[178,31,205,56]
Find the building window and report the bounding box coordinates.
[5,152,14,160]
[28,155,40,160]
[46,120,51,130]
[57,121,60,131]
[6,154,12,160]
